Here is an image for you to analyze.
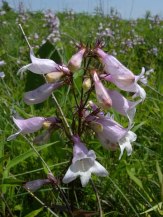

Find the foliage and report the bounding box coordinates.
[0,4,162,217]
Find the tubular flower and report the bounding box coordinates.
[24,179,50,192]
[62,136,108,187]
[23,81,63,105]
[107,89,142,125]
[88,114,137,159]
[68,47,86,71]
[92,70,112,109]
[7,116,45,141]
[96,48,146,100]
[18,49,69,77]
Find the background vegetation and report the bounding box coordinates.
[0,1,162,216]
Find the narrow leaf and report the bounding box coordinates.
[6,142,58,170]
[24,207,43,217]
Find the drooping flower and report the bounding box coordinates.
[68,47,86,71]
[88,114,137,159]
[92,70,112,109]
[7,116,45,141]
[95,48,146,100]
[24,179,50,192]
[62,136,108,187]
[18,49,69,77]
[107,89,141,124]
[23,81,63,105]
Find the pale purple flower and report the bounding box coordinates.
[96,48,146,100]
[107,89,141,124]
[24,179,50,192]
[68,47,86,71]
[23,81,63,105]
[137,67,154,85]
[18,49,61,76]
[92,71,112,109]
[62,136,108,187]
[7,116,45,141]
[88,114,137,159]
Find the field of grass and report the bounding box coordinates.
[0,2,163,217]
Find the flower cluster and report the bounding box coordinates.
[42,10,60,44]
[7,40,150,187]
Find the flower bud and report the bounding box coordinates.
[24,179,50,192]
[82,77,91,92]
[92,71,112,109]
[46,71,64,83]
[68,48,86,71]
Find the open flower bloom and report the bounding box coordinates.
[23,81,63,105]
[7,116,45,141]
[92,70,112,109]
[18,49,69,77]
[62,136,108,187]
[88,114,137,159]
[68,47,86,71]
[96,48,146,100]
[107,89,142,125]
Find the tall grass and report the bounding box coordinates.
[0,3,162,217]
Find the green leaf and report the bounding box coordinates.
[37,40,62,63]
[156,161,163,185]
[1,178,24,186]
[126,167,143,190]
[24,207,43,217]
[132,121,147,132]
[140,202,162,214]
[6,142,58,170]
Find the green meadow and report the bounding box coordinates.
[0,2,163,217]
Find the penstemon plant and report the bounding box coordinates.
[6,24,151,216]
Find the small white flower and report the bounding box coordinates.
[62,136,108,187]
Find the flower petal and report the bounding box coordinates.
[93,71,112,109]
[18,49,59,76]
[107,89,142,124]
[12,116,45,134]
[7,130,22,141]
[132,84,146,101]
[90,161,108,177]
[80,171,91,187]
[119,131,137,160]
[24,82,62,105]
[62,166,78,184]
